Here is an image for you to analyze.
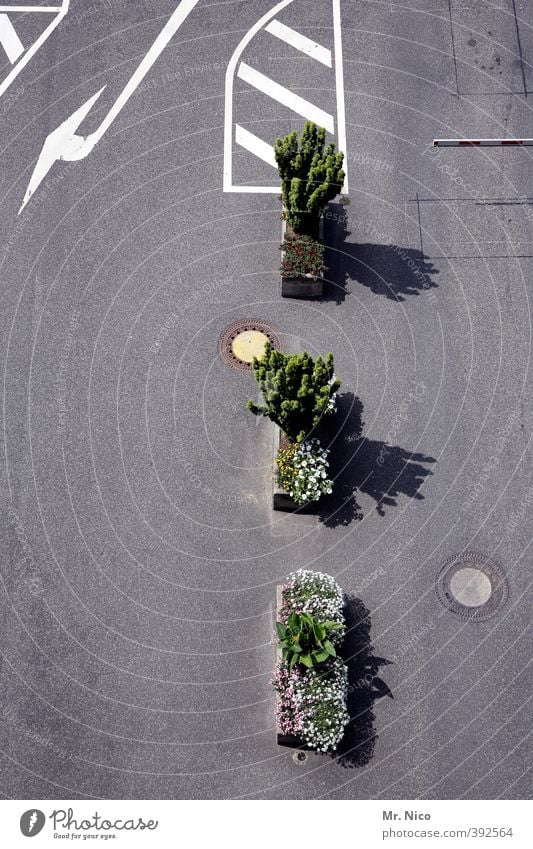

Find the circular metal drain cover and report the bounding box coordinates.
[435,551,509,622]
[218,320,281,371]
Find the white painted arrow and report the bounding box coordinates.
[20,0,201,212]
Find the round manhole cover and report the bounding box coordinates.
[218,320,281,371]
[435,552,509,622]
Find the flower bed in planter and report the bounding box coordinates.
[271,423,332,513]
[247,344,340,511]
[280,212,325,299]
[273,570,349,753]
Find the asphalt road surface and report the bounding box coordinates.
[0,0,531,799]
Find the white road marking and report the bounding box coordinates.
[265,19,331,66]
[237,61,334,133]
[223,0,348,194]
[0,13,24,64]
[0,1,69,99]
[223,185,280,193]
[0,5,61,10]
[21,86,106,209]
[332,0,347,192]
[223,0,296,193]
[19,0,201,211]
[235,123,277,168]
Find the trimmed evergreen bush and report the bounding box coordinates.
[274,121,345,236]
[246,342,340,443]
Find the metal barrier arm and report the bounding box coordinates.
[433,138,533,146]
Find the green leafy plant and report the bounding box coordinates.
[280,234,326,279]
[274,121,345,236]
[247,342,341,443]
[276,611,343,671]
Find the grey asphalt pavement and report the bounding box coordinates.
[0,0,531,799]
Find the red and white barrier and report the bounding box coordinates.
[433,138,533,146]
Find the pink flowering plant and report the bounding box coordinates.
[273,570,349,752]
[272,662,304,737]
[272,658,349,751]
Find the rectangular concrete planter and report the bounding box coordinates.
[271,422,318,513]
[280,212,324,299]
[275,584,309,750]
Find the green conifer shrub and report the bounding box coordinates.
[274,121,345,236]
[246,342,341,443]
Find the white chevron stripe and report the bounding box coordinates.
[235,124,277,168]
[265,19,331,66]
[0,13,24,64]
[0,1,69,99]
[237,61,334,134]
[223,0,348,193]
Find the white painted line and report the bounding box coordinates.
[237,61,334,133]
[0,6,61,11]
[0,13,24,64]
[223,0,295,192]
[224,185,280,193]
[264,19,331,66]
[0,0,69,99]
[20,0,201,210]
[332,0,348,193]
[235,124,277,168]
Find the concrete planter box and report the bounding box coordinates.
[275,584,309,750]
[280,212,324,299]
[271,422,319,513]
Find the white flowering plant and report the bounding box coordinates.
[280,569,345,639]
[276,438,333,505]
[325,373,339,413]
[296,659,349,751]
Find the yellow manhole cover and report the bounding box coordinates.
[231,330,269,363]
[218,320,281,371]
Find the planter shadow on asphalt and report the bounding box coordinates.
[334,594,393,769]
[322,204,439,303]
[318,393,436,527]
